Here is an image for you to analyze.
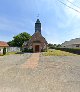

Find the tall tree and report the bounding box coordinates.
[8,32,31,47]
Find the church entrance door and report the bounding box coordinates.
[35,45,40,52]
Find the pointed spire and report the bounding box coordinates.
[36,19,40,23]
[35,18,41,34]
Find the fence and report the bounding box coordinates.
[8,47,21,52]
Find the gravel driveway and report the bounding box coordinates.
[0,53,80,92]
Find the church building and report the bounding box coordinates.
[23,19,47,52]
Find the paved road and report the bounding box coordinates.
[0,53,80,92]
[21,53,40,69]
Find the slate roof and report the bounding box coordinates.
[61,38,80,46]
[0,41,9,47]
[28,31,47,44]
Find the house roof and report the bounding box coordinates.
[0,41,9,47]
[61,38,80,46]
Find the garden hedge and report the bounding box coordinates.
[55,48,80,55]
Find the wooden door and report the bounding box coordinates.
[35,45,39,52]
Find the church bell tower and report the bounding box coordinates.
[35,19,41,34]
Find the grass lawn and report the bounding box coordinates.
[0,54,4,56]
[0,52,17,56]
[42,49,77,56]
[6,52,17,55]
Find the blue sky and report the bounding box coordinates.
[0,0,80,44]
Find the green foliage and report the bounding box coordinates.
[56,44,61,48]
[55,48,80,55]
[6,52,17,55]
[3,48,6,55]
[8,32,31,47]
[23,48,33,53]
[48,43,61,49]
[48,43,55,49]
[42,49,76,56]
[8,40,15,47]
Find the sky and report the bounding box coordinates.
[0,0,80,44]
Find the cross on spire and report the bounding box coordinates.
[37,14,39,19]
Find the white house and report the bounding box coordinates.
[0,41,9,54]
[61,38,80,48]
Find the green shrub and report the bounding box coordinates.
[23,48,33,53]
[55,48,80,55]
[43,49,76,56]
[3,48,6,55]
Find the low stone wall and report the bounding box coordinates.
[8,47,20,52]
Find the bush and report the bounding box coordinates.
[55,48,80,55]
[3,48,6,55]
[43,49,76,56]
[23,48,33,53]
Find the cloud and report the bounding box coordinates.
[0,35,12,42]
[64,0,80,18]
[55,0,80,41]
[42,26,62,44]
[0,0,80,43]
[0,16,34,33]
[0,16,35,41]
[64,0,80,37]
[0,17,23,32]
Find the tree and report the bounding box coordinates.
[48,43,54,49]
[3,48,6,55]
[56,44,61,48]
[48,43,61,49]
[8,32,31,47]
